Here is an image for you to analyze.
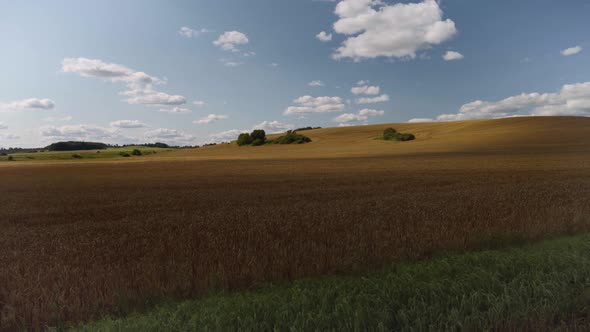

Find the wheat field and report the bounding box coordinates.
[1,116,590,330]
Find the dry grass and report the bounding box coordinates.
[1,117,590,330]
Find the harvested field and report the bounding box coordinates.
[1,117,590,330]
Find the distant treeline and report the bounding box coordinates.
[1,141,201,154]
[294,126,321,132]
[46,141,109,151]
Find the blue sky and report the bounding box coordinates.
[1,0,589,147]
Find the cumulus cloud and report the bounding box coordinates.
[309,80,325,87]
[331,0,457,61]
[178,26,211,38]
[0,98,55,112]
[316,31,333,42]
[443,51,464,61]
[333,113,368,123]
[144,128,196,145]
[41,124,134,143]
[159,107,192,114]
[351,85,380,95]
[334,108,384,123]
[408,118,434,123]
[284,95,345,115]
[62,58,186,107]
[213,31,249,52]
[209,129,248,142]
[561,46,582,56]
[110,120,148,128]
[419,81,590,122]
[357,80,369,85]
[356,94,389,104]
[358,108,384,116]
[0,122,7,129]
[193,101,207,107]
[253,120,294,133]
[44,115,73,122]
[194,114,228,124]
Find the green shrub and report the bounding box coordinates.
[250,130,266,141]
[71,154,83,159]
[7,155,14,161]
[251,138,265,146]
[237,133,253,146]
[131,149,142,156]
[119,152,131,157]
[383,128,397,140]
[274,132,312,144]
[398,133,416,141]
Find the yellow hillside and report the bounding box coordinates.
[168,116,590,160]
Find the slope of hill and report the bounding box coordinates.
[170,116,590,160]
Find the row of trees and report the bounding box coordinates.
[237,129,312,146]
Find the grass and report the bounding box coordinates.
[70,234,590,331]
[1,117,590,330]
[0,146,172,161]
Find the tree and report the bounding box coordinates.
[250,130,266,141]
[237,133,253,146]
[383,128,397,140]
[131,149,142,156]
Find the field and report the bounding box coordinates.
[0,147,173,162]
[1,116,590,330]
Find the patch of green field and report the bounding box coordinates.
[0,147,173,161]
[69,234,590,331]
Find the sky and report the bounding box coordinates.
[1,0,589,147]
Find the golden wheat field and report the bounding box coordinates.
[1,116,590,330]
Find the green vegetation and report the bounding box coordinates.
[294,126,321,132]
[269,131,312,145]
[379,127,416,142]
[73,234,590,331]
[0,147,171,161]
[237,130,312,146]
[46,141,108,151]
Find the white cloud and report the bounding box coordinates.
[222,60,243,67]
[443,51,464,61]
[358,108,384,116]
[356,80,369,85]
[253,120,294,133]
[351,85,380,95]
[316,31,333,42]
[62,58,186,107]
[41,124,134,143]
[44,115,73,122]
[428,81,590,121]
[332,0,457,61]
[284,95,345,115]
[194,114,228,124]
[356,94,389,104]
[561,46,582,56]
[159,107,192,114]
[269,63,279,67]
[213,31,249,52]
[2,134,20,140]
[178,26,211,38]
[0,122,7,129]
[408,118,434,123]
[110,120,148,128]
[209,129,248,142]
[333,113,368,123]
[309,80,325,87]
[193,101,207,107]
[144,128,196,145]
[0,98,55,112]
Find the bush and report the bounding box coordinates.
[274,132,312,145]
[383,128,397,140]
[119,152,131,157]
[131,149,142,156]
[399,133,415,141]
[71,154,83,159]
[237,133,253,146]
[250,130,266,141]
[7,156,13,161]
[251,138,265,146]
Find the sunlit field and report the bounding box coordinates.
[1,117,590,330]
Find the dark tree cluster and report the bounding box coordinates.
[382,128,415,142]
[46,141,108,151]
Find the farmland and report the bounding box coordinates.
[1,116,590,330]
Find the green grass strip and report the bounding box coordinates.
[70,235,590,331]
